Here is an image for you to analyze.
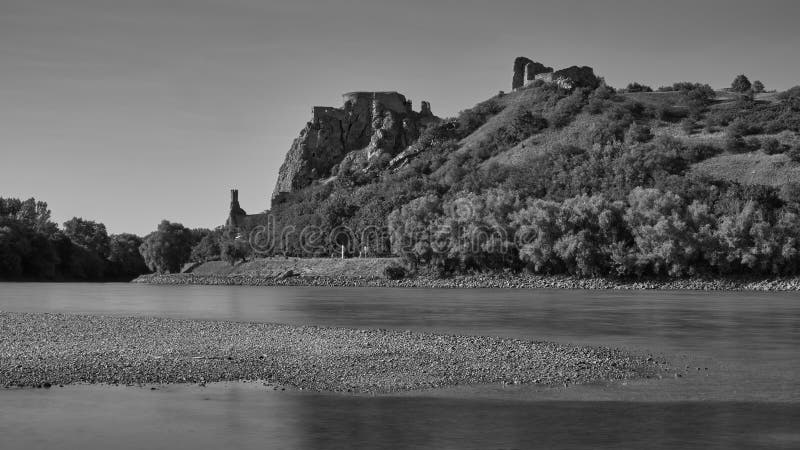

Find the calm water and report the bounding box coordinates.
[1,283,798,449]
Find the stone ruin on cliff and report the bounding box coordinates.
[511,56,600,91]
[271,91,438,204]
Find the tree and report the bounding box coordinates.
[731,74,752,93]
[63,217,110,258]
[190,229,223,262]
[221,239,250,266]
[107,233,148,278]
[138,220,193,273]
[0,222,27,279]
[752,80,765,94]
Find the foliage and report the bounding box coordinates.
[753,80,765,94]
[190,228,223,262]
[623,82,652,93]
[0,197,147,280]
[731,74,752,93]
[263,81,800,278]
[787,145,800,163]
[138,220,194,274]
[383,263,407,280]
[107,233,148,279]
[761,138,784,155]
[63,217,110,258]
[221,239,251,266]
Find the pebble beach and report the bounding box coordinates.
[0,311,665,393]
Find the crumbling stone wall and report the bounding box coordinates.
[513,57,599,91]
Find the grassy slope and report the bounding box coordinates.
[692,152,800,187]
[190,257,401,278]
[465,88,799,187]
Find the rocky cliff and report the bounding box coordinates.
[272,91,438,202]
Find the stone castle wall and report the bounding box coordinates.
[513,57,600,91]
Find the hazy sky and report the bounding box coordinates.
[2,0,799,235]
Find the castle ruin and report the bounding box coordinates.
[512,56,600,91]
[271,91,438,204]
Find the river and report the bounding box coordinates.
[0,283,798,449]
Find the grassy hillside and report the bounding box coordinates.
[255,77,800,278]
[692,152,800,187]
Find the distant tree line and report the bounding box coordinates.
[0,197,147,280]
[0,197,239,280]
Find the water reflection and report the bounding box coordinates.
[1,385,798,450]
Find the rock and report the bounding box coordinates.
[552,65,600,90]
[272,92,440,202]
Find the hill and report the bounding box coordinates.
[224,58,800,279]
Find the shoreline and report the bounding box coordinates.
[132,273,800,291]
[0,312,665,393]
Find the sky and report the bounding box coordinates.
[2,0,799,235]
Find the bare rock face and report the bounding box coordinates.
[552,66,601,90]
[272,92,438,202]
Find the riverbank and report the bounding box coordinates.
[0,312,665,393]
[133,272,800,291]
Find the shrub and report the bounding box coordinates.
[753,80,765,94]
[548,90,587,128]
[458,99,504,134]
[625,122,653,143]
[787,145,800,163]
[383,263,407,280]
[761,138,783,155]
[221,239,251,266]
[724,135,754,154]
[726,118,760,138]
[624,82,652,93]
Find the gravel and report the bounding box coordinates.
[0,312,665,393]
[133,273,800,291]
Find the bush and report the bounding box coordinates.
[726,118,760,138]
[221,239,251,266]
[761,138,783,155]
[624,82,652,93]
[383,263,407,280]
[457,99,504,134]
[787,146,800,163]
[725,135,755,154]
[548,90,587,128]
[625,122,653,143]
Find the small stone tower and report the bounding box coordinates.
[227,189,247,229]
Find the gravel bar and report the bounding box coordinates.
[133,273,800,291]
[0,312,665,393]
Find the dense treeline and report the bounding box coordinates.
[0,198,228,279]
[257,79,800,278]
[0,197,148,280]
